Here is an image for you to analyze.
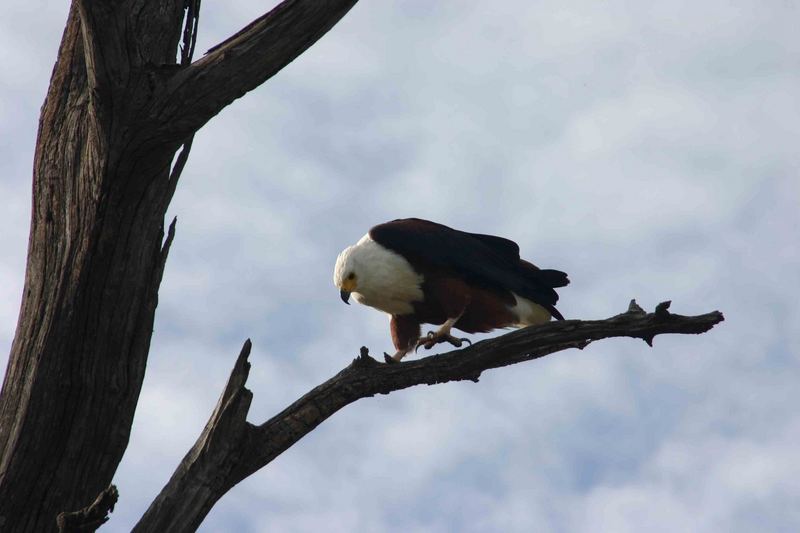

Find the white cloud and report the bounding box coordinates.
[1,1,798,532]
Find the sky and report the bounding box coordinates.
[1,1,799,532]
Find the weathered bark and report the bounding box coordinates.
[56,485,119,533]
[134,301,723,531]
[0,1,359,531]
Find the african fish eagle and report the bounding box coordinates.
[333,218,569,363]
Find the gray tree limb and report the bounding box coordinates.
[134,300,723,532]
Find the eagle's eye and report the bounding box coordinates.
[347,272,356,280]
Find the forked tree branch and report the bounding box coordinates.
[0,1,360,529]
[153,0,360,142]
[134,300,723,531]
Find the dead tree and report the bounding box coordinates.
[0,1,359,530]
[0,1,723,531]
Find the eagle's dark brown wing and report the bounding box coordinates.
[369,218,568,319]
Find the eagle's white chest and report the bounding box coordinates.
[351,235,424,315]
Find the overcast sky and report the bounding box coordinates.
[1,1,799,532]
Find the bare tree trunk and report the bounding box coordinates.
[0,1,358,530]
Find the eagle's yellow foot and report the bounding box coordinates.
[415,330,472,351]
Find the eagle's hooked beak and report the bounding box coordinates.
[340,276,356,304]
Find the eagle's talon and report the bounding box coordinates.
[415,338,432,352]
[383,352,398,364]
[441,334,472,348]
[414,331,472,350]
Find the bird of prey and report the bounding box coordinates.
[334,218,569,363]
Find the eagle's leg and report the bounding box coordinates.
[416,317,472,351]
[384,348,410,364]
[385,315,421,364]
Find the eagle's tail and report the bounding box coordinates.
[548,304,565,321]
[518,260,570,288]
[536,268,570,288]
[516,262,569,320]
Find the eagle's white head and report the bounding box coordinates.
[333,234,424,315]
